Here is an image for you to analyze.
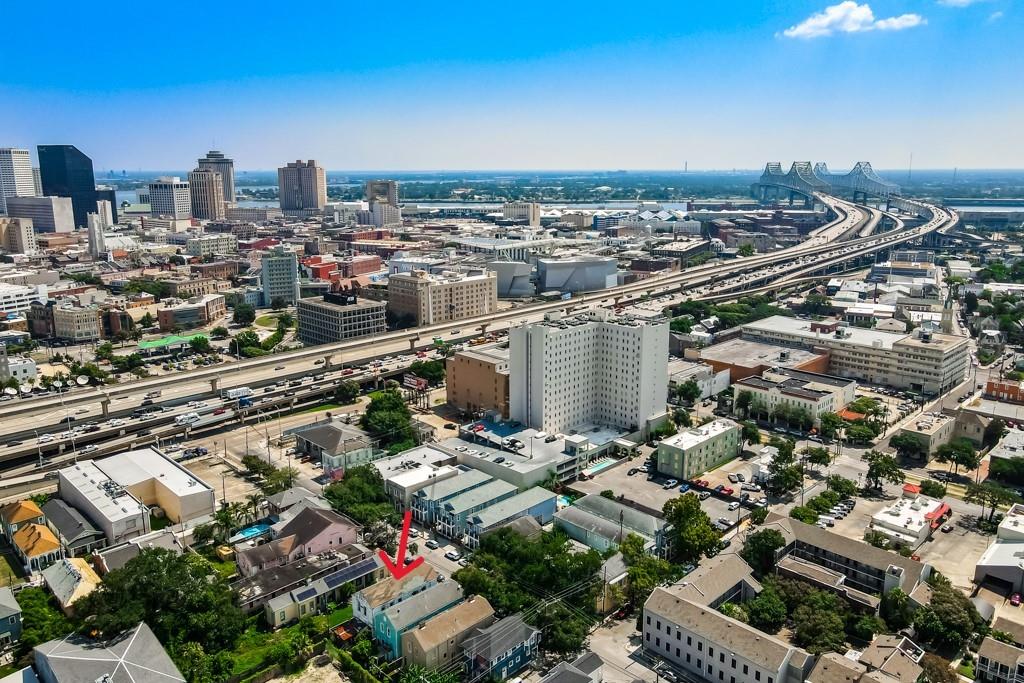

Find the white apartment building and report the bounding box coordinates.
[388,269,498,326]
[742,317,969,396]
[297,293,387,346]
[4,196,74,233]
[185,233,237,257]
[0,148,37,216]
[656,419,742,480]
[261,245,299,306]
[0,348,36,384]
[187,168,225,220]
[53,305,101,342]
[733,368,856,427]
[148,177,192,219]
[369,201,402,227]
[0,283,47,315]
[503,201,541,227]
[509,310,669,436]
[644,588,813,683]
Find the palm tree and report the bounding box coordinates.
[246,493,264,523]
[212,506,236,543]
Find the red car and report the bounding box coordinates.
[722,487,734,496]
[1012,593,1021,607]
[472,424,485,432]
[213,408,226,415]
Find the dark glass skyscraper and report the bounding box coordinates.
[37,145,97,228]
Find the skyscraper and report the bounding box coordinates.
[277,160,326,213]
[188,168,225,220]
[261,245,299,306]
[365,179,399,207]
[94,187,119,224]
[0,148,38,216]
[37,145,97,228]
[148,177,192,219]
[197,150,235,205]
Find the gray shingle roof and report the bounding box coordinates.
[41,499,103,545]
[0,588,20,619]
[383,580,464,632]
[33,622,184,683]
[461,614,540,661]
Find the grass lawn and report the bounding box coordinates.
[197,547,237,581]
[298,402,345,415]
[328,605,352,628]
[230,617,322,676]
[959,661,975,678]
[255,315,294,328]
[0,550,26,588]
[150,514,171,531]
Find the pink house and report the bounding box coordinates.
[237,507,360,578]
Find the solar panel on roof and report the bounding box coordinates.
[324,557,378,589]
[295,587,317,601]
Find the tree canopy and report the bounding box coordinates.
[662,495,720,563]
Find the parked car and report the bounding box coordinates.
[722,487,734,496]
[698,491,711,501]
[941,524,954,533]
[1012,593,1022,607]
[714,484,725,493]
[727,501,740,511]
[727,474,739,483]
[662,479,679,490]
[678,483,691,493]
[425,540,439,549]
[736,473,745,482]
[444,550,462,561]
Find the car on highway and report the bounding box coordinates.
[81,444,98,454]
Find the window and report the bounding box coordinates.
[687,636,692,646]
[720,653,725,664]
[743,665,749,675]
[756,672,761,681]
[686,654,691,664]
[698,642,703,652]
[646,616,651,625]
[657,620,662,631]
[709,647,714,657]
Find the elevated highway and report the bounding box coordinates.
[0,194,956,474]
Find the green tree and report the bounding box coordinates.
[984,418,1009,450]
[408,360,446,385]
[919,480,947,498]
[819,412,845,440]
[746,585,787,633]
[802,446,831,472]
[270,296,286,310]
[676,380,701,405]
[324,465,398,525]
[662,494,720,563]
[935,438,981,475]
[190,335,212,354]
[74,549,246,656]
[845,424,876,445]
[965,481,1021,521]
[210,326,229,338]
[737,243,756,257]
[94,341,115,362]
[913,582,985,650]
[964,291,979,315]
[793,590,848,654]
[232,303,256,325]
[360,389,416,452]
[14,587,72,656]
[741,421,762,447]
[735,390,753,417]
[172,642,234,683]
[801,293,832,315]
[848,614,886,641]
[880,588,911,631]
[336,380,361,404]
[890,432,926,459]
[865,450,904,489]
[229,330,260,355]
[826,475,858,498]
[920,654,959,683]
[740,529,785,578]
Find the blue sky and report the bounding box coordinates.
[3,0,1019,170]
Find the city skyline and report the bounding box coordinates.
[3,0,1020,170]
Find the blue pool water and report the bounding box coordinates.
[238,523,271,539]
[585,459,617,475]
[557,495,572,508]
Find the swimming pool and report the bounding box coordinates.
[557,495,572,509]
[237,523,271,539]
[583,459,618,476]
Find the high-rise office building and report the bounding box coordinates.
[187,169,225,220]
[387,269,498,326]
[37,145,97,228]
[148,177,192,219]
[0,148,37,216]
[261,245,300,306]
[277,160,326,213]
[86,213,106,257]
[31,168,41,196]
[95,186,119,224]
[365,179,399,206]
[197,150,235,205]
[4,196,75,233]
[0,217,38,255]
[508,309,669,435]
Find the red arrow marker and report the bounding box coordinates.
[379,510,425,580]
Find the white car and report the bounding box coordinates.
[38,434,54,443]
[81,444,98,454]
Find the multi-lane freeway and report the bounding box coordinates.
[0,193,957,477]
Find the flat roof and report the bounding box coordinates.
[372,445,455,479]
[59,461,148,523]
[699,337,823,368]
[660,419,738,451]
[96,447,213,496]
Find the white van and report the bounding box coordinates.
[818,515,835,527]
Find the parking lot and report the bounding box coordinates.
[184,455,260,505]
[569,459,745,528]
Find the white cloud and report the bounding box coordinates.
[938,0,986,7]
[988,10,1005,21]
[781,1,926,38]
